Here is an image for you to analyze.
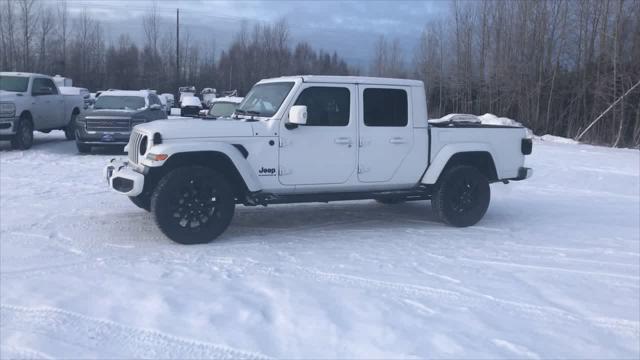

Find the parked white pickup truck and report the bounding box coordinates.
[0,72,84,149]
[105,76,532,244]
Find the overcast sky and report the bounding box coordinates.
[67,0,448,68]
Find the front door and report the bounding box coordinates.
[357,86,413,183]
[31,78,64,129]
[278,84,357,186]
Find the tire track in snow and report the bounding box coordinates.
[0,345,54,360]
[254,264,640,340]
[459,257,640,281]
[0,305,269,359]
[3,247,637,342]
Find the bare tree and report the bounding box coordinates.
[142,0,160,52]
[17,0,39,71]
[57,0,69,74]
[38,4,56,73]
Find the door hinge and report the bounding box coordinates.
[358,165,370,174]
[359,139,370,147]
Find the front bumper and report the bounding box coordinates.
[76,125,131,146]
[104,159,145,196]
[0,117,18,137]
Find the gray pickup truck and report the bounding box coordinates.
[75,90,167,153]
[0,72,84,149]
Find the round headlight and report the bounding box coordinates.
[139,135,148,155]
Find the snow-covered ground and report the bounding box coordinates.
[1,131,638,359]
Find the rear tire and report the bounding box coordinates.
[151,166,235,244]
[11,116,34,150]
[431,165,490,227]
[76,142,91,153]
[64,113,77,140]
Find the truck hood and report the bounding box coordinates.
[136,118,256,139]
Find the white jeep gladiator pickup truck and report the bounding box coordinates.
[0,72,84,149]
[105,76,532,244]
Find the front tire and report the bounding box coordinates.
[151,166,235,244]
[431,165,490,227]
[64,113,77,140]
[11,116,34,150]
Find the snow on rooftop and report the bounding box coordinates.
[100,90,149,97]
[210,96,243,104]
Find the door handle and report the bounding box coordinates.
[389,137,407,144]
[334,137,352,145]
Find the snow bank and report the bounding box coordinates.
[538,134,580,145]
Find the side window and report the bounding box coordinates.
[149,94,161,106]
[32,78,58,95]
[32,78,46,94]
[43,79,58,94]
[363,88,408,127]
[294,86,350,126]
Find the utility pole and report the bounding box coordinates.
[176,8,180,90]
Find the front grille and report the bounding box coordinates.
[86,118,131,132]
[128,131,145,164]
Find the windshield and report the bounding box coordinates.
[0,76,29,92]
[94,95,146,110]
[208,102,238,118]
[236,82,294,117]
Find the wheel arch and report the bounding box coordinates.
[144,148,261,199]
[422,143,499,184]
[19,110,33,121]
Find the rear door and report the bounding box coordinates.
[357,86,413,183]
[278,84,357,186]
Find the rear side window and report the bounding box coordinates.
[149,94,161,106]
[32,78,59,95]
[363,88,408,127]
[294,87,350,126]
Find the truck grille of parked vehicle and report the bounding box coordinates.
[85,118,131,132]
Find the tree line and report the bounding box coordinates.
[0,0,351,95]
[1,0,639,147]
[374,0,640,147]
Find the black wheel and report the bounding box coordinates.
[151,166,235,244]
[129,193,151,211]
[375,197,406,205]
[64,113,77,140]
[11,116,34,150]
[431,165,490,227]
[76,142,91,153]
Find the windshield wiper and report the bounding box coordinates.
[235,109,262,116]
